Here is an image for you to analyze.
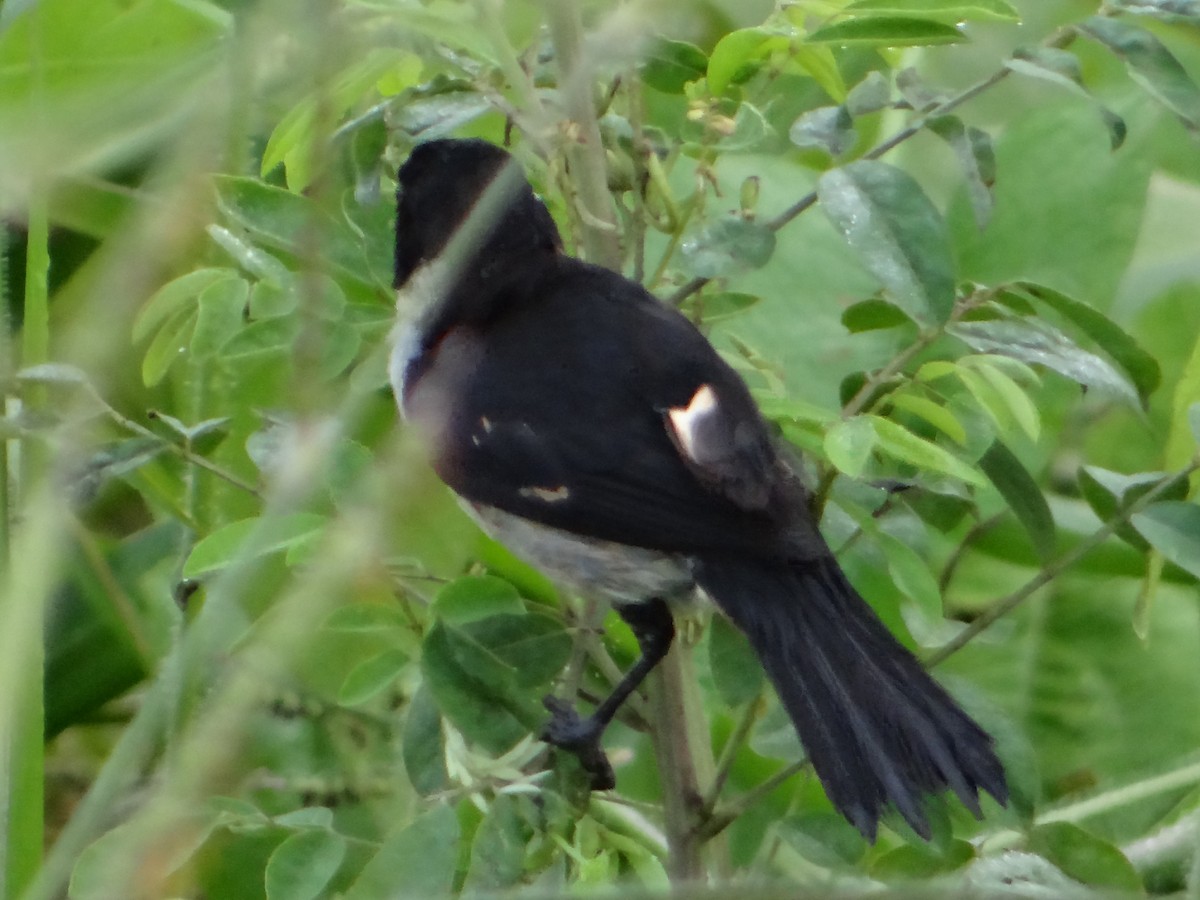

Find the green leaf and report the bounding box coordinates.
[869,415,986,485]
[342,805,459,900]
[338,648,409,706]
[1110,0,1200,22]
[927,116,995,228]
[889,393,967,445]
[680,291,762,324]
[807,17,966,46]
[846,70,893,115]
[844,0,1020,21]
[1026,822,1141,892]
[213,176,386,289]
[421,620,541,754]
[134,268,236,344]
[877,531,943,622]
[190,276,248,358]
[841,298,915,333]
[1131,501,1200,580]
[463,794,533,893]
[1078,466,1187,551]
[246,283,297,321]
[777,812,867,870]
[818,161,956,325]
[789,105,856,157]
[1005,49,1127,149]
[206,224,291,284]
[403,686,448,796]
[273,807,333,829]
[708,613,764,707]
[824,416,877,477]
[183,513,328,577]
[141,304,197,387]
[870,838,974,878]
[433,575,524,625]
[949,319,1140,407]
[641,38,707,94]
[1017,282,1161,406]
[715,102,773,153]
[979,440,1055,561]
[707,27,787,95]
[963,357,1040,441]
[1078,16,1200,132]
[680,217,776,278]
[466,613,572,688]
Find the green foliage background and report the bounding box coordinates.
[2,0,1200,897]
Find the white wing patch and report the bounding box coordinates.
[667,384,719,465]
[518,485,571,503]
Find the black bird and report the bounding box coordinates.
[390,138,1007,840]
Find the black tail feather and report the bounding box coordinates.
[694,553,1007,840]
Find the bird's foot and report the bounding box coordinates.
[540,695,615,790]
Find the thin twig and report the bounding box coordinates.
[926,459,1200,668]
[699,694,763,819]
[667,26,1079,309]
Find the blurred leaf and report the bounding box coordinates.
[846,70,893,114]
[1026,823,1141,892]
[681,291,762,324]
[877,531,943,621]
[790,105,856,157]
[641,38,707,93]
[183,513,328,577]
[777,812,867,870]
[807,17,965,46]
[890,393,967,444]
[871,838,974,878]
[680,217,776,278]
[463,794,533,893]
[433,575,524,625]
[392,91,492,140]
[206,225,291,284]
[1078,466,1187,550]
[323,601,407,634]
[844,0,1019,21]
[421,621,538,754]
[927,116,995,228]
[141,303,197,387]
[403,686,448,796]
[338,648,409,706]
[1078,16,1200,132]
[1018,282,1161,406]
[824,415,877,477]
[273,808,333,829]
[70,815,214,900]
[708,614,764,707]
[1005,49,1126,149]
[979,440,1055,561]
[134,268,236,344]
[818,161,956,325]
[190,276,248,358]
[1110,0,1200,21]
[214,176,386,289]
[842,298,915,333]
[467,613,572,688]
[715,102,773,152]
[869,415,986,485]
[342,805,459,900]
[962,357,1040,441]
[707,27,787,95]
[1131,501,1200,580]
[950,319,1140,407]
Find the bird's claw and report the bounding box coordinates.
[540,695,615,790]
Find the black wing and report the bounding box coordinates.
[408,260,821,558]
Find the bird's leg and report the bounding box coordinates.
[542,598,676,789]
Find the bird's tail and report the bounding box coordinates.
[693,553,1007,840]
